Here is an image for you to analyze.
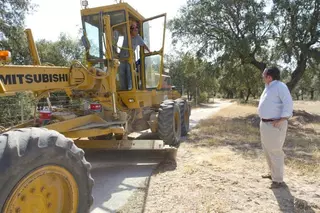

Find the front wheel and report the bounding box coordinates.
[0,128,94,213]
[157,100,181,147]
[177,99,191,136]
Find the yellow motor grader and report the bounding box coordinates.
[0,1,190,212]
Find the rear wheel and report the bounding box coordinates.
[177,99,190,136]
[0,128,94,213]
[158,100,181,147]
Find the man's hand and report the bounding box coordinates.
[272,118,287,128]
[144,45,150,53]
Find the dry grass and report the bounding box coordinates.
[120,101,320,213]
[294,101,320,115]
[212,103,258,117]
[191,103,320,175]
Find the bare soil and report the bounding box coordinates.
[120,102,320,213]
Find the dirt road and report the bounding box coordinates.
[86,99,232,213]
[189,100,233,129]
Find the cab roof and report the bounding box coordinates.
[80,2,145,21]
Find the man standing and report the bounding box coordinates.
[118,20,150,90]
[258,67,293,188]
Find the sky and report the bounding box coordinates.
[25,0,187,54]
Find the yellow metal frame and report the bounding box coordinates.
[25,29,41,65]
[141,13,167,91]
[45,114,125,138]
[80,3,145,20]
[79,2,173,109]
[0,80,6,93]
[0,2,182,146]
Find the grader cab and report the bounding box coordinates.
[0,1,190,212]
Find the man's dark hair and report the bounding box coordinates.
[265,67,280,80]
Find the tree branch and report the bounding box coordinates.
[307,0,320,46]
[224,18,239,38]
[249,56,267,71]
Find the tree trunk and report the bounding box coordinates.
[286,52,308,92]
[295,93,299,100]
[310,90,314,100]
[227,91,234,99]
[239,90,244,99]
[250,57,267,71]
[245,88,251,103]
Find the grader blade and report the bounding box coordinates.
[74,139,177,162]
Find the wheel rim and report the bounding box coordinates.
[3,165,79,213]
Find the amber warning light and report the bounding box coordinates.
[0,51,11,62]
[0,50,10,57]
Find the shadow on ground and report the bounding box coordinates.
[272,184,317,213]
[84,149,176,213]
[185,112,320,212]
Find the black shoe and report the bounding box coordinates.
[269,181,286,189]
[261,174,272,180]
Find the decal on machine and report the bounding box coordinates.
[0,74,68,85]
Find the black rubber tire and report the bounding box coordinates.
[0,127,94,213]
[158,100,181,147]
[177,99,190,136]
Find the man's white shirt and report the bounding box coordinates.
[258,80,293,119]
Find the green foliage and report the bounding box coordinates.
[0,93,35,128]
[169,0,269,70]
[0,0,35,64]
[217,59,263,100]
[271,0,320,91]
[37,33,85,66]
[199,92,208,103]
[292,62,320,100]
[166,52,218,101]
[166,51,265,102]
[169,0,320,92]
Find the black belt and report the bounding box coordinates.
[261,119,275,122]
